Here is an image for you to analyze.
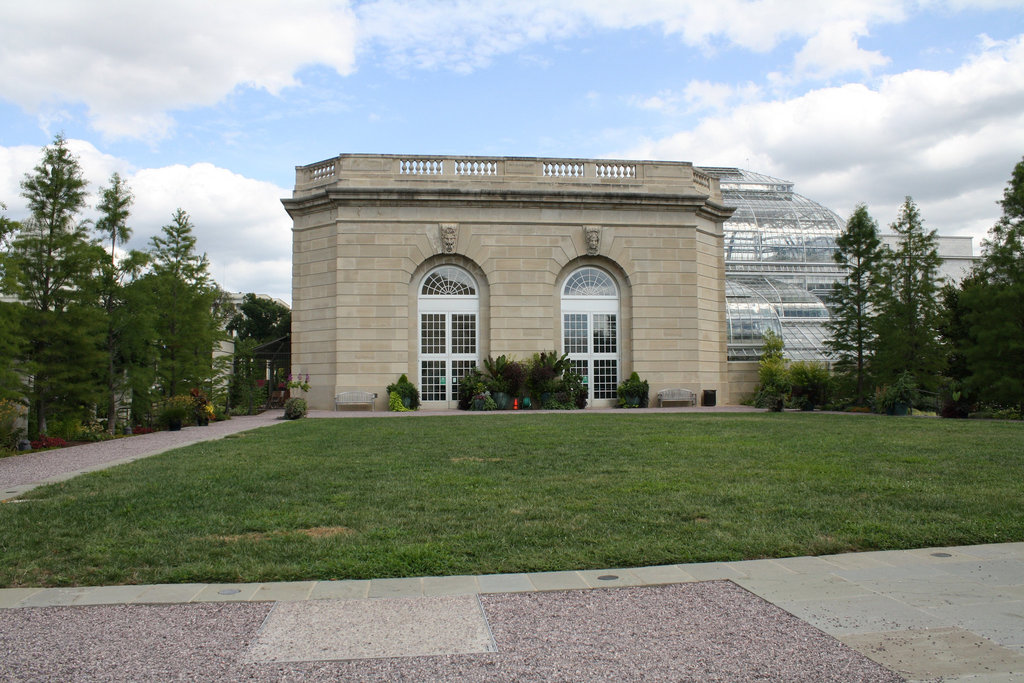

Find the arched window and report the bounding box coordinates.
[418,266,479,405]
[561,267,619,403]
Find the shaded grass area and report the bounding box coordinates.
[1,413,1022,587]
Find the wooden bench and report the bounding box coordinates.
[334,391,378,411]
[657,388,696,407]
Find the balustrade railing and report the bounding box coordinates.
[595,163,636,179]
[297,155,719,197]
[399,159,444,175]
[454,160,497,176]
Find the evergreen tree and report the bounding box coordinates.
[6,135,106,435]
[93,173,151,433]
[146,208,226,397]
[961,156,1024,414]
[871,197,944,393]
[825,204,882,405]
[0,204,25,401]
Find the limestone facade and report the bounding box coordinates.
[284,155,735,410]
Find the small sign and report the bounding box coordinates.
[440,376,446,385]
[582,376,588,384]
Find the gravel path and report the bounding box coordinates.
[0,411,283,496]
[0,583,902,681]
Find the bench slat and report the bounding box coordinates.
[334,391,378,412]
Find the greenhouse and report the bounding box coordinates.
[703,168,845,362]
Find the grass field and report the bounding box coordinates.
[1,412,1022,587]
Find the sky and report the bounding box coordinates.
[1,1,1023,305]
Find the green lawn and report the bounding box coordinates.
[1,413,1022,587]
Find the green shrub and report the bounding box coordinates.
[389,391,411,412]
[789,361,831,410]
[385,374,420,410]
[283,397,307,420]
[0,399,25,453]
[160,396,193,427]
[616,372,650,408]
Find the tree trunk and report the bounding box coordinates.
[106,334,118,435]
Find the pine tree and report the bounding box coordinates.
[871,197,944,393]
[961,157,1024,414]
[7,135,106,435]
[147,209,226,398]
[825,204,882,405]
[0,203,25,401]
[93,173,151,433]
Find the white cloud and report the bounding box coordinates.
[0,1,358,140]
[622,34,1024,245]
[356,0,908,67]
[792,21,891,80]
[0,1,983,141]
[1,144,293,302]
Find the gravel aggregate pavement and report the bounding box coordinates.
[0,582,901,682]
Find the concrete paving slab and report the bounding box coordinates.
[841,627,1024,681]
[945,542,1024,560]
[769,555,844,574]
[308,580,369,600]
[675,560,746,581]
[934,558,1024,586]
[134,583,206,604]
[630,564,698,584]
[902,546,992,563]
[527,570,588,591]
[725,558,798,579]
[193,583,261,602]
[928,600,1024,650]
[0,588,42,608]
[422,575,479,596]
[17,587,94,607]
[735,573,871,603]
[368,577,424,598]
[73,585,150,605]
[854,576,1021,609]
[776,594,946,636]
[577,568,649,588]
[476,573,534,593]
[832,562,950,583]
[817,550,921,570]
[245,595,495,662]
[251,581,316,602]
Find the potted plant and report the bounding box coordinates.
[385,374,420,410]
[160,395,192,431]
[616,372,649,408]
[190,388,212,425]
[881,372,917,416]
[483,355,512,409]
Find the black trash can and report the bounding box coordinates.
[702,389,717,407]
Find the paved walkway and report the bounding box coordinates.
[1,409,1021,680]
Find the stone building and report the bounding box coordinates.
[283,154,736,410]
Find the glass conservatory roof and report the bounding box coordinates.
[702,167,844,266]
[708,167,845,363]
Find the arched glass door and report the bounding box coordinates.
[561,267,619,404]
[418,266,479,406]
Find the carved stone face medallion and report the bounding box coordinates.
[440,223,458,254]
[584,225,601,256]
